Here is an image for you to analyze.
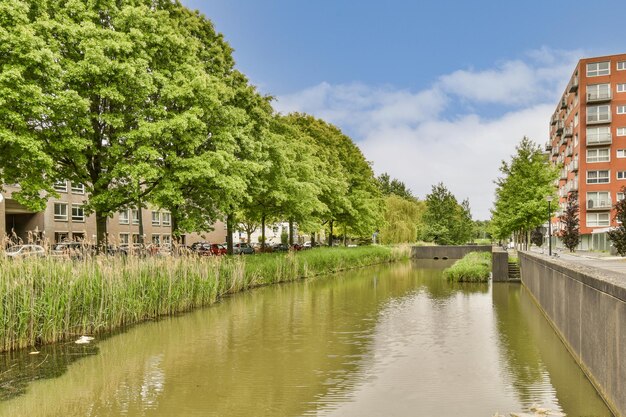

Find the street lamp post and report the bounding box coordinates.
[546,195,553,256]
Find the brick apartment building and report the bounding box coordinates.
[0,183,226,246]
[548,53,626,250]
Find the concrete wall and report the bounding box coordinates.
[411,245,492,260]
[491,247,509,282]
[519,251,626,417]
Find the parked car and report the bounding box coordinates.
[272,243,290,252]
[119,243,147,257]
[190,242,212,256]
[233,243,255,255]
[291,243,303,251]
[5,244,46,259]
[211,244,227,256]
[51,242,95,260]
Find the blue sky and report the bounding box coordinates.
[181,0,626,219]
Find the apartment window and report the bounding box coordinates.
[119,210,130,225]
[162,235,171,245]
[587,61,610,77]
[151,211,160,226]
[70,183,85,194]
[586,148,610,163]
[54,203,68,221]
[618,127,626,136]
[586,126,611,144]
[617,149,626,158]
[587,191,610,207]
[119,233,130,245]
[132,209,140,225]
[574,112,579,127]
[587,170,610,184]
[617,105,626,114]
[53,181,67,192]
[587,105,611,123]
[72,232,85,242]
[618,84,626,93]
[152,234,160,245]
[618,171,626,180]
[71,204,85,222]
[132,233,141,244]
[587,212,610,227]
[618,61,626,71]
[162,212,171,226]
[618,192,625,201]
[587,83,610,101]
[54,232,69,243]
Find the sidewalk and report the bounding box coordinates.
[527,246,626,275]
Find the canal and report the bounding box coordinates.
[0,260,613,416]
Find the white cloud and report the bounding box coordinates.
[275,48,582,220]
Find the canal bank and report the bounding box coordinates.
[519,251,626,417]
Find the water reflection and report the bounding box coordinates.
[0,262,613,417]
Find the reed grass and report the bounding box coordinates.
[443,251,492,283]
[0,245,408,352]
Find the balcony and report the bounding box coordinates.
[587,197,612,211]
[586,91,611,103]
[567,180,579,192]
[551,146,559,156]
[563,127,573,138]
[560,98,568,109]
[587,133,612,146]
[545,142,552,151]
[565,146,573,157]
[568,76,579,92]
[560,168,568,180]
[550,115,557,125]
[559,188,568,198]
[569,159,579,172]
[555,120,565,133]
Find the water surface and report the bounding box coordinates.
[0,260,613,416]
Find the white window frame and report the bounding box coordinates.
[618,61,626,71]
[151,211,160,226]
[71,204,85,222]
[618,192,625,201]
[162,234,171,245]
[574,112,579,127]
[586,148,610,163]
[119,233,130,245]
[53,181,67,192]
[70,183,85,194]
[586,212,610,227]
[161,212,171,226]
[617,105,626,115]
[586,126,611,144]
[587,61,610,77]
[132,209,140,225]
[618,171,626,180]
[54,203,68,221]
[587,170,610,184]
[587,191,611,208]
[618,127,626,137]
[617,149,626,158]
[587,105,611,123]
[587,83,611,101]
[152,234,160,245]
[618,84,626,93]
[119,210,130,225]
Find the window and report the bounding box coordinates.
[587,61,610,77]
[72,232,85,242]
[587,212,610,227]
[132,209,140,225]
[132,233,141,244]
[119,233,130,245]
[162,212,171,226]
[587,191,611,208]
[151,211,160,226]
[71,204,85,222]
[119,210,129,225]
[574,112,578,127]
[587,105,611,123]
[618,127,626,136]
[54,203,68,221]
[618,192,625,201]
[587,83,610,101]
[617,149,626,158]
[162,235,171,245]
[70,183,85,194]
[54,232,69,243]
[53,181,67,192]
[617,105,626,114]
[618,84,626,93]
[152,234,160,244]
[587,148,610,163]
[587,170,610,184]
[618,61,626,71]
[586,126,611,144]
[618,171,626,180]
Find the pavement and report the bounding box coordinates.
[526,247,626,275]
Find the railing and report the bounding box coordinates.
[587,91,611,103]
[569,76,579,92]
[555,120,565,132]
[560,169,568,180]
[566,146,573,157]
[563,127,573,137]
[567,179,578,191]
[569,160,579,172]
[587,133,612,146]
[587,197,612,210]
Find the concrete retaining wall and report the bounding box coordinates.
[491,247,509,282]
[411,245,492,260]
[519,251,626,417]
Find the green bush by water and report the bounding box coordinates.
[443,252,492,283]
[0,246,408,352]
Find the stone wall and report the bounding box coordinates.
[519,251,626,417]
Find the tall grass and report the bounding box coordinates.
[443,251,492,283]
[0,246,408,352]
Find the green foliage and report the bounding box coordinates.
[0,246,407,352]
[530,228,544,247]
[607,187,626,256]
[559,191,580,252]
[422,183,473,245]
[379,195,425,244]
[490,137,558,240]
[377,173,415,200]
[280,231,288,245]
[443,252,492,283]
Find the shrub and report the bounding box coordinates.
[443,251,491,283]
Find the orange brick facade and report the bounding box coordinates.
[549,54,626,248]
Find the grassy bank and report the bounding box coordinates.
[443,251,492,283]
[0,245,408,352]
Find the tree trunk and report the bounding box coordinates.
[289,219,294,245]
[343,224,347,246]
[247,229,252,245]
[137,205,144,245]
[329,220,334,247]
[261,215,266,251]
[96,212,108,253]
[226,213,234,255]
[311,231,316,246]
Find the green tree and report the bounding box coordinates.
[422,183,471,245]
[607,187,626,256]
[559,191,580,252]
[491,137,558,249]
[377,173,415,200]
[379,195,425,244]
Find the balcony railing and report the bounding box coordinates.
[587,91,612,103]
[555,120,565,133]
[569,160,579,172]
[568,76,579,92]
[563,127,573,138]
[560,98,568,109]
[551,146,559,156]
[567,180,579,192]
[587,133,612,146]
[559,188,568,198]
[587,197,612,210]
[560,169,568,180]
[545,142,552,151]
[565,146,573,157]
